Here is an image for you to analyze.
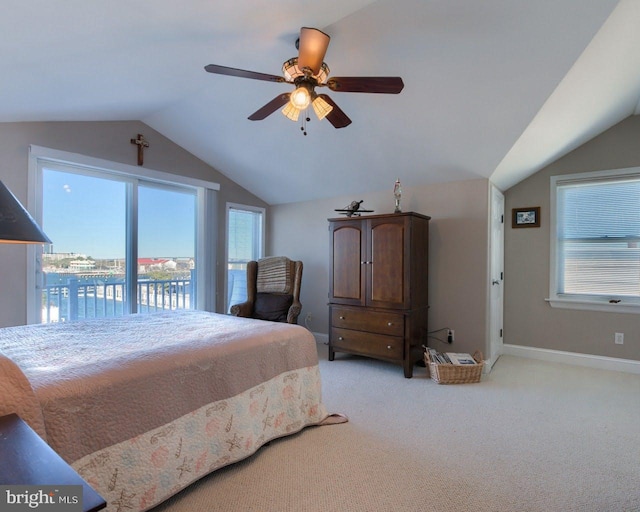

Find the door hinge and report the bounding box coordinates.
[501,214,504,223]
[499,328,503,338]
[500,271,503,280]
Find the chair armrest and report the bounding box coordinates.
[287,300,302,324]
[230,301,253,317]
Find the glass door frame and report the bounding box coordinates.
[27,144,220,324]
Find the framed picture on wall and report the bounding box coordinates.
[512,206,540,228]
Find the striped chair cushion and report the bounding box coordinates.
[256,257,292,294]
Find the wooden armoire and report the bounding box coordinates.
[328,212,430,378]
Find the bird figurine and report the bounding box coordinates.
[334,200,374,217]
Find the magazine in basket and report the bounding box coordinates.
[424,347,484,384]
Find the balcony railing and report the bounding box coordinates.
[41,271,195,323]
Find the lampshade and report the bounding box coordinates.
[0,180,51,244]
[281,102,301,121]
[312,95,333,120]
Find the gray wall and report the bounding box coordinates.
[268,178,491,359]
[504,115,640,361]
[0,121,267,327]
[5,115,637,364]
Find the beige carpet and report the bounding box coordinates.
[152,343,640,512]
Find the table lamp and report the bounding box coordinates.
[0,180,51,244]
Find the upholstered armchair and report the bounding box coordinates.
[230,256,303,324]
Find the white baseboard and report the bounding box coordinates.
[503,344,640,375]
[311,336,639,375]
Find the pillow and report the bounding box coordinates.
[253,293,293,322]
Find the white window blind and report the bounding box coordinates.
[225,204,265,313]
[555,175,640,302]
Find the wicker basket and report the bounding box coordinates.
[424,350,484,384]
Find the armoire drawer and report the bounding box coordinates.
[331,327,403,360]
[331,306,404,336]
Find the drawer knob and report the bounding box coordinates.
[339,316,345,320]
[338,336,344,341]
[387,322,393,326]
[387,345,392,350]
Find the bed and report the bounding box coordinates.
[0,310,345,511]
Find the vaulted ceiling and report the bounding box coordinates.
[2,1,639,205]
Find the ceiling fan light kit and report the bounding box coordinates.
[282,58,330,84]
[204,27,404,130]
[289,85,312,110]
[281,101,301,122]
[311,94,333,121]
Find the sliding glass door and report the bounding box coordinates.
[40,165,197,323]
[138,182,196,313]
[41,168,128,322]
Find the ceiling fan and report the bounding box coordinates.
[204,27,404,129]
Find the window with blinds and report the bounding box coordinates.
[225,203,265,313]
[552,171,640,305]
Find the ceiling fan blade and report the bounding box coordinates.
[205,64,286,84]
[318,94,352,128]
[297,27,330,75]
[248,93,291,121]
[325,76,404,94]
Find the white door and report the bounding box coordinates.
[488,185,504,369]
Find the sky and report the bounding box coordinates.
[43,168,196,259]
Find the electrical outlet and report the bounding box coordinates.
[615,332,624,345]
[305,313,312,323]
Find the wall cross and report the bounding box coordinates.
[130,134,149,166]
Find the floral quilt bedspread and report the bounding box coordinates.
[0,310,344,512]
[74,364,329,512]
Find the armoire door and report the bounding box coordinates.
[329,219,366,306]
[367,216,409,309]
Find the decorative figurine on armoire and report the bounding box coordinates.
[393,179,402,213]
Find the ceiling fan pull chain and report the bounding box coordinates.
[301,111,311,136]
